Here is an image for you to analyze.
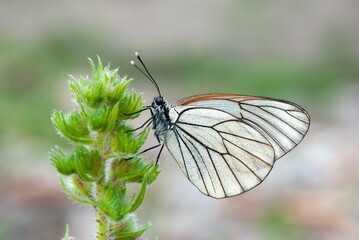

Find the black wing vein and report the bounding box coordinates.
[219,132,272,168]
[179,129,216,195]
[256,106,306,136]
[240,104,297,145]
[174,128,209,195]
[173,129,189,177]
[175,125,244,193]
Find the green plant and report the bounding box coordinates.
[50,57,159,240]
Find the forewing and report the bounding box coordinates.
[176,94,310,159]
[165,107,275,198]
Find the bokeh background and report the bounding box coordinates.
[1,0,359,240]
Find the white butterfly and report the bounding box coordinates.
[131,53,310,199]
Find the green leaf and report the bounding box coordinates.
[110,214,150,240]
[59,176,93,205]
[128,177,147,213]
[49,145,76,175]
[118,91,143,120]
[111,224,150,240]
[88,106,109,132]
[110,157,159,184]
[72,145,102,182]
[144,163,161,184]
[63,224,70,240]
[51,110,93,144]
[72,175,92,197]
[111,127,149,155]
[94,182,130,221]
[92,56,104,83]
[106,78,131,105]
[88,103,120,132]
[106,102,119,131]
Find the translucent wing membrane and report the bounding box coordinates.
[239,99,310,159]
[164,94,310,198]
[166,107,275,198]
[176,94,310,159]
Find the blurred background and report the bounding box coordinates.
[0,0,359,239]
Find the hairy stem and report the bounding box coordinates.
[96,208,108,240]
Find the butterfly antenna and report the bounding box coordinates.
[131,52,162,97]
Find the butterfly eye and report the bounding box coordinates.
[155,97,164,105]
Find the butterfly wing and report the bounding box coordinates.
[164,94,310,199]
[176,94,310,159]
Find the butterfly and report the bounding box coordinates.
[130,52,310,199]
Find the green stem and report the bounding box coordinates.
[96,208,108,240]
[95,132,109,240]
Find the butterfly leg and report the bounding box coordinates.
[155,144,165,165]
[125,107,154,135]
[127,134,164,164]
[124,107,165,163]
[123,143,161,161]
[125,117,153,133]
[137,143,162,155]
[123,106,152,116]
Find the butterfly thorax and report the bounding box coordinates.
[151,96,172,141]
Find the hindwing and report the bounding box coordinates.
[163,94,310,198]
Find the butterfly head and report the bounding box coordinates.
[153,96,164,106]
[152,96,170,112]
